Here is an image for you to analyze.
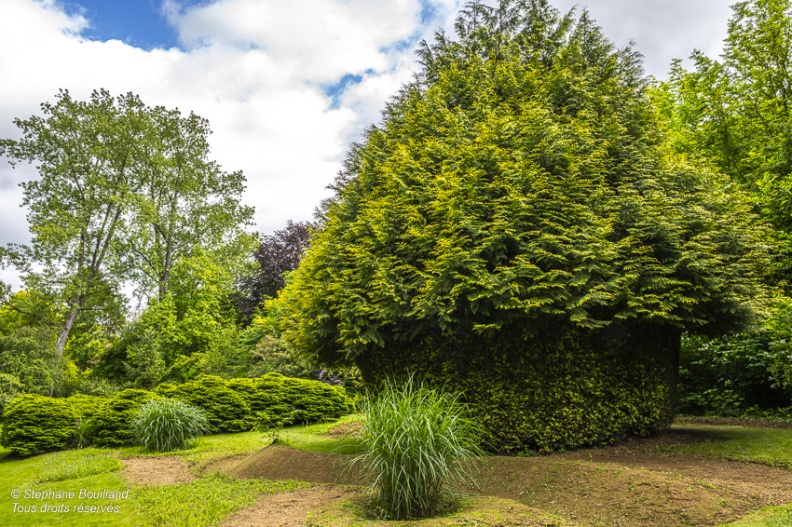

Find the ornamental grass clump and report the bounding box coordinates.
[351,377,483,520]
[132,399,208,452]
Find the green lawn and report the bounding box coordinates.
[0,427,312,527]
[669,424,792,469]
[2,419,792,527]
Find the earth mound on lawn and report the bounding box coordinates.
[307,495,575,527]
[220,430,792,527]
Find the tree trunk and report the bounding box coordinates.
[54,309,79,357]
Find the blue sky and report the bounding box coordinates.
[0,0,735,290]
[61,0,182,49]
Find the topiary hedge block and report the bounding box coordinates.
[90,389,160,447]
[357,323,678,454]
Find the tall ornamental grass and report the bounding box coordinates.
[133,399,208,452]
[351,376,483,520]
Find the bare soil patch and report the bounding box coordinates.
[321,421,363,439]
[226,432,792,527]
[222,486,355,527]
[121,456,196,486]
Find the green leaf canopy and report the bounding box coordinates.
[279,0,768,370]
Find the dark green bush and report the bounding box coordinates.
[0,393,109,456]
[228,372,354,429]
[155,375,252,433]
[678,331,791,416]
[90,389,160,447]
[358,324,675,454]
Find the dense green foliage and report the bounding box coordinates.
[351,377,482,520]
[656,0,792,284]
[90,389,161,447]
[1,393,107,456]
[277,0,768,451]
[677,298,792,417]
[228,372,354,429]
[156,376,252,433]
[133,399,209,452]
[1,373,353,456]
[0,88,254,368]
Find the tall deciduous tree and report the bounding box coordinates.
[122,106,254,299]
[0,90,254,356]
[656,0,792,281]
[277,0,769,452]
[0,89,145,356]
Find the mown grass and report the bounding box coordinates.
[721,504,792,527]
[37,448,123,483]
[0,426,313,527]
[668,424,792,468]
[2,418,792,526]
[135,473,308,527]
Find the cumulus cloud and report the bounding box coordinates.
[551,0,732,79]
[0,0,461,262]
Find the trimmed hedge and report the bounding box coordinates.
[228,372,354,429]
[1,393,109,456]
[357,323,677,454]
[1,374,355,456]
[90,389,161,447]
[155,376,252,433]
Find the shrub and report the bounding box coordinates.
[0,393,109,456]
[1,394,77,456]
[350,377,483,520]
[677,330,792,417]
[133,399,208,452]
[155,375,252,433]
[228,372,354,429]
[90,389,160,447]
[275,0,768,453]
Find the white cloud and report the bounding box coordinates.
[0,0,463,264]
[551,0,732,79]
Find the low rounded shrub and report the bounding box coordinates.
[229,372,354,429]
[155,375,252,433]
[1,394,77,456]
[133,399,208,452]
[0,393,110,456]
[90,389,161,447]
[351,377,483,520]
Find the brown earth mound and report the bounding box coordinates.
[223,486,356,527]
[227,445,358,485]
[224,435,792,527]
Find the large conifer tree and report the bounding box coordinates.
[278,0,769,452]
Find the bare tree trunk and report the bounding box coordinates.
[54,308,79,357]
